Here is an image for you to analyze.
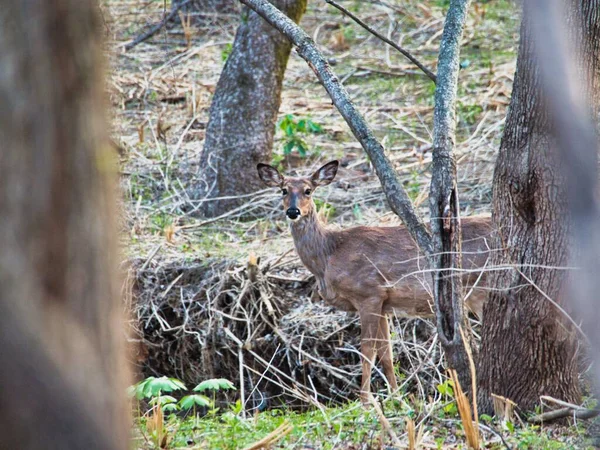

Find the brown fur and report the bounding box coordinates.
[258,161,492,402]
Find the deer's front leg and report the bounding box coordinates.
[359,302,382,405]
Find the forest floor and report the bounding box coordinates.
[105,0,597,448]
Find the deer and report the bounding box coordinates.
[257,160,492,404]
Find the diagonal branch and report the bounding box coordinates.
[429,0,473,389]
[238,0,433,255]
[324,0,437,83]
[124,0,192,51]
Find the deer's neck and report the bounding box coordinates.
[289,209,336,281]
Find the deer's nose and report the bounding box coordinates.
[286,207,301,220]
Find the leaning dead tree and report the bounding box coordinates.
[238,0,474,389]
[0,1,128,448]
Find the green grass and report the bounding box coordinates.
[131,400,590,450]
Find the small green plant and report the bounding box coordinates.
[458,102,484,125]
[221,43,233,62]
[128,376,236,438]
[436,379,458,416]
[128,376,187,448]
[406,170,421,201]
[278,114,323,157]
[314,198,335,220]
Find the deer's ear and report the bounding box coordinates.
[311,160,339,186]
[257,163,283,187]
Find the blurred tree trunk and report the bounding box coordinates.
[477,0,600,414]
[196,0,307,216]
[0,1,128,448]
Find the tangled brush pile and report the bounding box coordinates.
[130,254,444,410]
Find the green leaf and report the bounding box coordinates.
[138,376,187,398]
[162,403,179,413]
[179,394,212,410]
[295,140,308,157]
[297,119,307,132]
[505,421,515,433]
[149,395,178,406]
[283,140,295,155]
[352,204,363,221]
[193,378,236,392]
[307,120,323,133]
[480,414,493,423]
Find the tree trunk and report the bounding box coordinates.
[477,0,600,414]
[196,0,307,217]
[0,1,128,448]
[429,0,474,395]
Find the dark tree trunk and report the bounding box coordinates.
[196,0,307,216]
[477,0,600,414]
[0,1,128,448]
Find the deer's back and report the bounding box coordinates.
[322,216,493,316]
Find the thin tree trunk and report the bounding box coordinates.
[429,0,474,393]
[196,0,306,216]
[0,1,128,448]
[477,0,600,414]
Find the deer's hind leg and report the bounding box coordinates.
[376,314,398,393]
[359,301,383,405]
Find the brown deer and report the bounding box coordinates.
[257,160,492,403]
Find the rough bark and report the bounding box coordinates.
[429,0,474,394]
[477,0,600,414]
[197,0,307,216]
[0,1,128,448]
[237,0,433,254]
[530,0,600,404]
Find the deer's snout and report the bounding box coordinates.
[286,207,301,220]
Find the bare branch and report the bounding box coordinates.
[324,0,437,83]
[238,0,433,254]
[124,0,192,51]
[429,0,472,386]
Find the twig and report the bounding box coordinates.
[368,396,403,448]
[242,420,293,450]
[324,0,437,83]
[237,0,433,255]
[140,245,162,272]
[124,0,193,51]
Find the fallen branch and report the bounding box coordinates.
[325,0,437,83]
[124,0,192,51]
[530,407,600,423]
[529,395,600,423]
[238,0,432,255]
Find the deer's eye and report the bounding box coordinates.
[282,188,288,196]
[304,188,312,196]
